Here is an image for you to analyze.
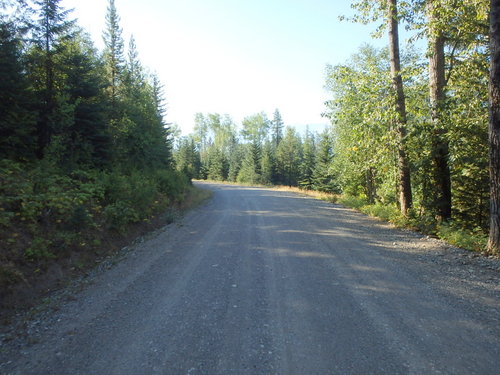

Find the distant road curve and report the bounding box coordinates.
[1,182,499,374]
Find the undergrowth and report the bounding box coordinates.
[0,159,193,294]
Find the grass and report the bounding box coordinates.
[181,185,213,210]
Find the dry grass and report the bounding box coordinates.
[272,185,339,203]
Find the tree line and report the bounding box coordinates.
[175,0,499,255]
[174,110,337,192]
[0,0,189,286]
[1,0,173,169]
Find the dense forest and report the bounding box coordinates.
[174,0,498,255]
[0,0,190,294]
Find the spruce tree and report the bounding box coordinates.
[102,0,125,115]
[32,0,74,158]
[0,20,36,160]
[56,32,110,167]
[272,109,284,147]
[300,129,316,189]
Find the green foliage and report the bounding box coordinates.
[0,158,190,263]
[237,144,262,185]
[276,127,302,186]
[437,222,488,253]
[0,0,193,298]
[0,21,36,161]
[25,237,55,261]
[175,136,201,179]
[103,201,140,232]
[299,129,316,189]
[312,129,339,193]
[155,169,190,202]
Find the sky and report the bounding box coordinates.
[61,0,388,135]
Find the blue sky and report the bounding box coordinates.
[62,0,389,135]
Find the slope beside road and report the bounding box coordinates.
[1,182,499,374]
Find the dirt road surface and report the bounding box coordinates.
[1,182,499,374]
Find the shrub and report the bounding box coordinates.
[437,222,487,252]
[103,201,140,232]
[25,237,55,261]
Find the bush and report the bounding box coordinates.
[437,222,487,252]
[103,201,140,232]
[155,169,189,202]
[338,195,369,210]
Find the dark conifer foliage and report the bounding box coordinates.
[0,20,36,160]
[31,0,75,158]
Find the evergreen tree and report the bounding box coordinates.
[55,32,111,167]
[151,73,173,167]
[271,108,284,147]
[237,143,261,184]
[300,129,316,189]
[175,136,201,179]
[102,0,124,115]
[312,129,338,193]
[31,0,75,158]
[206,147,227,181]
[261,141,275,185]
[0,20,36,160]
[227,142,242,182]
[276,126,302,186]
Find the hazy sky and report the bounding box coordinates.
[62,0,387,135]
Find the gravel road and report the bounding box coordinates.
[1,182,499,374]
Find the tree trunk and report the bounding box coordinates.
[488,0,500,255]
[427,0,452,221]
[365,167,376,204]
[387,0,412,215]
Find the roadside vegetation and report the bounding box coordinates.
[0,0,196,315]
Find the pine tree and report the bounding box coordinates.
[237,143,261,185]
[32,0,74,158]
[102,0,124,114]
[56,32,111,167]
[276,127,302,186]
[312,129,338,193]
[175,136,201,179]
[300,129,316,189]
[272,108,284,147]
[0,20,36,160]
[261,141,275,185]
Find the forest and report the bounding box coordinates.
[174,0,498,255]
[0,0,498,305]
[0,0,190,295]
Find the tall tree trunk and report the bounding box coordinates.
[387,0,412,215]
[427,0,452,221]
[488,0,500,255]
